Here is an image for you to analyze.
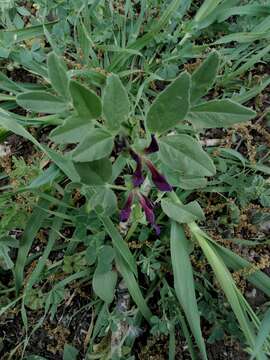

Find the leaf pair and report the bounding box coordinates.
[146,51,255,133]
[16,52,130,134]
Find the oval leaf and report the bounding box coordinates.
[159,134,216,176]
[93,269,117,303]
[47,52,69,99]
[146,71,191,133]
[16,91,67,114]
[162,199,205,223]
[50,115,93,144]
[74,158,112,185]
[103,74,130,131]
[187,99,256,128]
[69,80,102,119]
[72,128,114,162]
[191,51,219,103]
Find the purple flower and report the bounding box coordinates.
[120,191,161,235]
[144,134,159,154]
[120,192,134,222]
[138,193,160,235]
[145,159,172,192]
[130,150,144,187]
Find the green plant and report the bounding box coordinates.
[1,1,270,359]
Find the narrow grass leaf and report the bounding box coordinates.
[213,242,270,297]
[0,21,57,43]
[100,216,137,276]
[214,32,270,44]
[232,77,270,104]
[194,0,222,23]
[224,44,270,81]
[115,252,152,322]
[109,0,183,70]
[14,199,49,293]
[25,194,69,291]
[193,229,256,348]
[171,222,207,360]
[0,112,79,181]
[0,71,25,93]
[251,309,270,359]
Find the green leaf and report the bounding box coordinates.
[187,99,256,128]
[178,176,207,190]
[115,252,152,322]
[146,72,191,133]
[100,216,137,277]
[213,242,270,297]
[63,344,79,360]
[162,199,205,223]
[103,74,130,131]
[0,21,57,43]
[72,128,114,162]
[0,109,79,181]
[69,80,101,119]
[109,0,186,71]
[0,71,25,93]
[50,115,93,144]
[0,243,13,270]
[194,0,223,23]
[74,158,112,186]
[90,188,117,216]
[159,134,216,176]
[16,91,68,114]
[45,147,79,182]
[192,226,256,349]
[171,222,207,360]
[14,199,48,293]
[214,32,270,44]
[251,308,270,359]
[191,51,219,103]
[93,269,117,304]
[47,52,69,99]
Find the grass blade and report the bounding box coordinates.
[251,310,270,359]
[109,0,184,71]
[171,221,207,360]
[25,193,69,291]
[14,199,49,294]
[192,226,256,349]
[213,242,270,297]
[0,21,58,43]
[0,112,79,181]
[100,215,137,276]
[194,0,223,23]
[115,252,152,322]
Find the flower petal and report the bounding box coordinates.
[120,192,134,222]
[130,150,144,187]
[138,193,160,235]
[144,134,159,154]
[146,160,172,192]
